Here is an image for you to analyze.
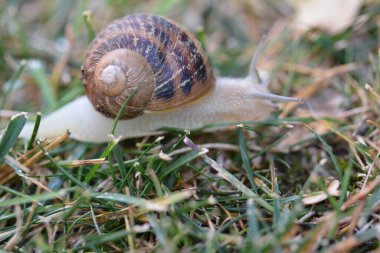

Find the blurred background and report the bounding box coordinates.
[1,0,378,115]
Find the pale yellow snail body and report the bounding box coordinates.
[20,14,301,143]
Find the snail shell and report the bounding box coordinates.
[81,14,215,119]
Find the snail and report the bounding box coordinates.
[19,14,302,143]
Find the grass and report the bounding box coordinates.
[0,1,380,252]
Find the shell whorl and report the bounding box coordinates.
[81,14,215,119]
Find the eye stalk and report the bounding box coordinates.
[248,91,304,103]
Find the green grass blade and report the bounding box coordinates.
[82,230,133,250]
[37,141,88,189]
[273,179,281,229]
[0,185,33,201]
[85,139,119,183]
[251,133,290,159]
[184,137,274,212]
[0,189,72,207]
[94,192,149,207]
[111,87,139,135]
[0,60,27,110]
[27,112,42,150]
[0,112,27,164]
[204,152,272,211]
[83,11,95,42]
[238,128,256,189]
[338,153,353,205]
[113,144,129,192]
[148,214,168,245]
[28,62,57,108]
[247,198,260,244]
[159,149,208,179]
[305,125,343,180]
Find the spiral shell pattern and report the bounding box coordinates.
[81,14,215,119]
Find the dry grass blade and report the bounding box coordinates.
[341,178,380,211]
[0,131,70,184]
[3,205,22,251]
[23,130,70,167]
[365,83,380,99]
[58,158,106,167]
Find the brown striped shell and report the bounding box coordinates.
[81,14,215,119]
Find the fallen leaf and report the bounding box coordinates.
[290,0,363,35]
[302,191,328,205]
[327,180,341,196]
[302,180,340,205]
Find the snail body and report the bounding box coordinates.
[19,14,301,143]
